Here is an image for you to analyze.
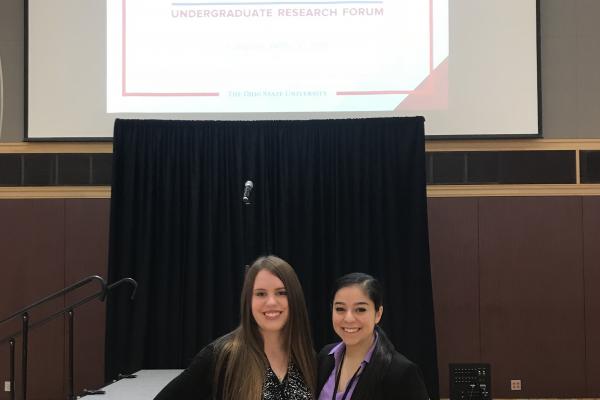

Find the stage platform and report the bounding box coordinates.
[91,369,183,399]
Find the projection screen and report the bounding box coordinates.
[26,0,540,139]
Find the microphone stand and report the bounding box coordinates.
[242,180,254,271]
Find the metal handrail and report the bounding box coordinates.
[0,277,137,345]
[0,275,107,326]
[0,275,137,400]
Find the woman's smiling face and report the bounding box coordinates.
[251,269,289,333]
[332,284,382,348]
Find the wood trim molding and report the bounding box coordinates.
[1,139,600,154]
[1,139,599,199]
[2,184,600,199]
[0,142,112,153]
[428,184,600,198]
[426,139,600,152]
[0,187,111,199]
[0,139,600,153]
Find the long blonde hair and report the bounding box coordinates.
[214,255,316,400]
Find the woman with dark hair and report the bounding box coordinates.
[154,255,316,400]
[317,273,428,400]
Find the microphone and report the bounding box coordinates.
[242,180,253,204]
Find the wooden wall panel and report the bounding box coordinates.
[0,200,66,400]
[427,198,480,397]
[64,199,110,395]
[583,197,600,396]
[479,197,586,397]
[1,196,599,398]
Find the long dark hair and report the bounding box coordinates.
[215,255,316,400]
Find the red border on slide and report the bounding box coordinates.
[121,0,219,96]
[120,0,435,98]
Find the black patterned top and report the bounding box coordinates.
[263,362,312,400]
[154,340,313,400]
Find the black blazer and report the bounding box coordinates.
[317,329,429,400]
[153,342,220,400]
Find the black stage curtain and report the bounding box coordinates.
[106,117,439,399]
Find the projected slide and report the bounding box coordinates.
[107,0,449,113]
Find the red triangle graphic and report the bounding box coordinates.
[395,57,448,111]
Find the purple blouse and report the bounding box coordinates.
[317,334,378,400]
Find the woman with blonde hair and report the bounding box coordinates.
[155,255,316,400]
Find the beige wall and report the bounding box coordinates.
[0,0,24,141]
[540,0,600,137]
[2,0,600,140]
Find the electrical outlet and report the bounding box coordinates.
[510,379,521,391]
[4,381,10,392]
